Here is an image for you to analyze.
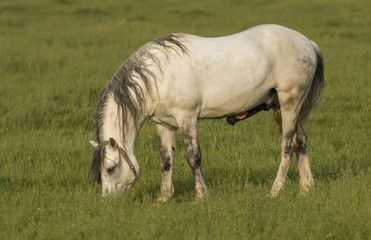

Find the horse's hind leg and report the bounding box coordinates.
[179,121,208,200]
[296,124,314,192]
[157,124,176,202]
[270,92,302,197]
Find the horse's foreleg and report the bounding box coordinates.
[180,124,208,200]
[295,124,314,193]
[157,124,176,202]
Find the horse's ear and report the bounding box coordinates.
[109,138,117,148]
[90,141,99,149]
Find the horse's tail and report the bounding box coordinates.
[298,40,324,124]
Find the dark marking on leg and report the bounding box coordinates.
[181,126,208,200]
[285,145,291,154]
[189,146,201,170]
[162,156,171,172]
[296,134,307,154]
[160,145,172,172]
[295,124,314,192]
[182,131,202,171]
[157,124,176,202]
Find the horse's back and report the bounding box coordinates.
[182,24,313,54]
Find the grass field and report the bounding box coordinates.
[0,0,370,239]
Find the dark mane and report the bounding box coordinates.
[153,33,188,54]
[90,33,188,184]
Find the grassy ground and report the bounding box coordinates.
[0,0,370,239]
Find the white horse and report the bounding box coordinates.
[89,24,324,200]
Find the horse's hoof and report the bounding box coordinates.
[269,187,284,198]
[195,190,209,202]
[157,194,172,203]
[299,184,315,196]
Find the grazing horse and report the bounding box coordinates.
[89,24,324,200]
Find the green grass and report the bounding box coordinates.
[0,0,370,239]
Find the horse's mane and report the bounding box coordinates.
[90,34,188,184]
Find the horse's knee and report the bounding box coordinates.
[160,146,173,171]
[182,130,202,170]
[161,154,171,172]
[187,147,201,170]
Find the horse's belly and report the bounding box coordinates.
[199,82,272,118]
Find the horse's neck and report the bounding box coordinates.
[101,95,142,153]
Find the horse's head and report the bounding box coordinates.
[90,138,139,196]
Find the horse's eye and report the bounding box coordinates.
[107,167,115,174]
